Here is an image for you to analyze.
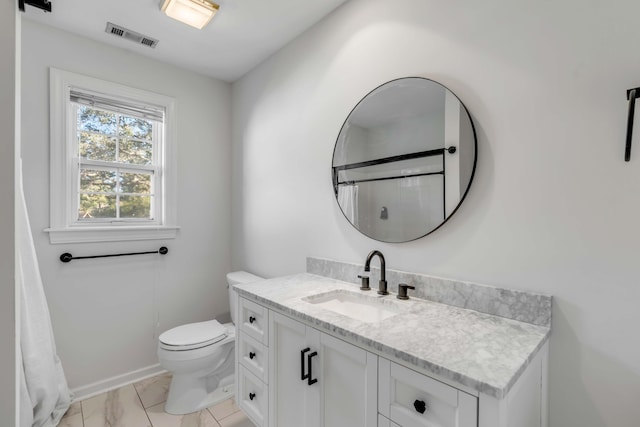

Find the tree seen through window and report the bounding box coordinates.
[77,106,155,220]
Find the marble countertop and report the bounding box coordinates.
[234,273,551,399]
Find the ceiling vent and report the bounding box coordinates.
[105,22,159,49]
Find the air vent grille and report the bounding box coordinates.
[105,22,159,49]
[110,26,124,37]
[141,38,156,47]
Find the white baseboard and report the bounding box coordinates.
[71,364,167,402]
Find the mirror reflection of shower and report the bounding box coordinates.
[332,77,477,243]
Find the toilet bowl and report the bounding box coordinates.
[158,271,262,415]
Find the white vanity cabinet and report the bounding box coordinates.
[268,311,378,427]
[235,294,548,427]
[235,297,377,427]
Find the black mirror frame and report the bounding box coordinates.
[331,76,478,243]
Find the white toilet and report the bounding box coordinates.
[157,271,262,415]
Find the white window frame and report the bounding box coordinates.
[46,68,179,244]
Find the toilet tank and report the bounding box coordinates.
[227,271,263,325]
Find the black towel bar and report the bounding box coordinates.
[625,87,640,161]
[60,247,168,263]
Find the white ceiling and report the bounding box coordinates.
[22,0,348,82]
[350,79,446,128]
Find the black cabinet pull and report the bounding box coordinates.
[249,351,256,360]
[307,351,318,385]
[249,316,256,324]
[249,392,256,401]
[301,347,311,380]
[414,399,427,414]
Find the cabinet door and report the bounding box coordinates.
[315,331,377,427]
[269,312,320,427]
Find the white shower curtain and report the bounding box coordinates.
[337,184,359,227]
[17,161,72,427]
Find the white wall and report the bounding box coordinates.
[1,0,18,423]
[21,20,232,390]
[231,0,640,425]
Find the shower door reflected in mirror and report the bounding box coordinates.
[332,77,477,243]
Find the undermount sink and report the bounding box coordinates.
[302,289,402,323]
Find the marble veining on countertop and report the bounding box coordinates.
[307,257,553,327]
[234,273,551,399]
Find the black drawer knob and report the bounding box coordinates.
[249,351,256,359]
[249,316,256,324]
[249,392,256,400]
[414,399,427,414]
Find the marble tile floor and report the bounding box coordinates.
[59,373,255,427]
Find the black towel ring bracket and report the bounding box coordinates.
[625,87,640,162]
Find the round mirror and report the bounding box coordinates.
[332,77,477,243]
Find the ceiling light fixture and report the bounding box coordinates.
[161,0,220,29]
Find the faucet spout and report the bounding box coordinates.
[364,250,388,295]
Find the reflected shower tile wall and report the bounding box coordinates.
[307,257,552,327]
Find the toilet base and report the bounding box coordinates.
[164,374,235,415]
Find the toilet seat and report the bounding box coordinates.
[159,320,227,351]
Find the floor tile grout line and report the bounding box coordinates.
[135,374,171,411]
[206,407,220,422]
[132,381,154,427]
[209,412,222,427]
[79,400,85,427]
[207,402,241,422]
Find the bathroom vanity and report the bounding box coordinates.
[233,261,550,427]
[233,76,546,427]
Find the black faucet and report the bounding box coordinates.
[364,250,388,295]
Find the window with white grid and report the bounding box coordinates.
[48,69,178,243]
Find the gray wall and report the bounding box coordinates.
[21,20,232,390]
[231,0,640,425]
[0,0,18,423]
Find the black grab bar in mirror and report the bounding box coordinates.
[60,247,168,263]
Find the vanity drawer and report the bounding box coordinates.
[379,359,477,427]
[238,365,269,427]
[238,331,269,383]
[239,297,269,345]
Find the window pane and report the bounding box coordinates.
[78,194,116,219]
[79,132,117,162]
[78,106,117,135]
[120,172,151,194]
[119,116,153,140]
[119,139,153,165]
[119,195,151,219]
[80,169,117,193]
